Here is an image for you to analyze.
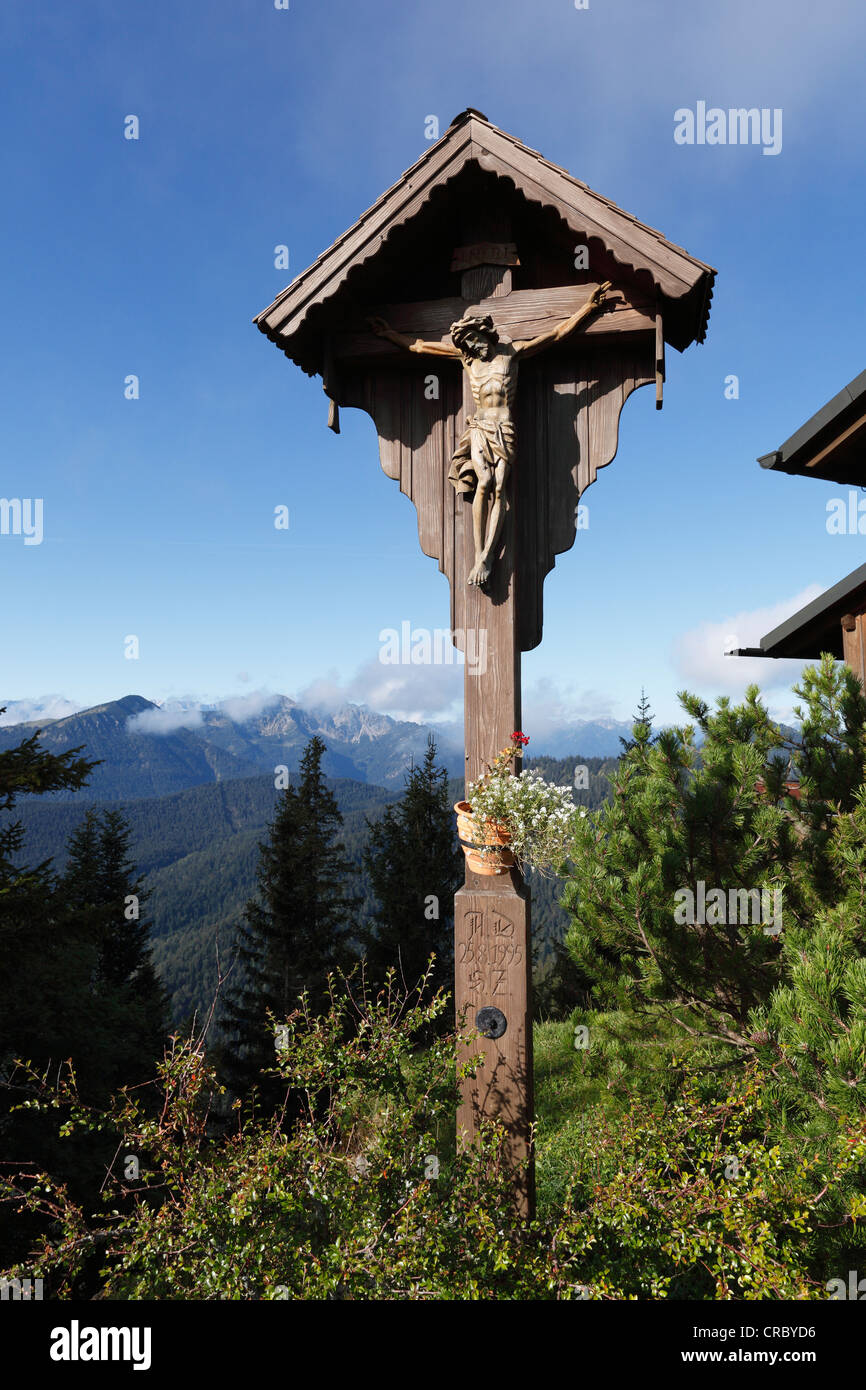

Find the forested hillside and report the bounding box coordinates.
[7,755,615,1023]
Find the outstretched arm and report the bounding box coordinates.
[514,281,612,359]
[368,316,461,359]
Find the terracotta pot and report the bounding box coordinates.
[454,800,515,876]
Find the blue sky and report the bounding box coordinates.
[2,0,866,740]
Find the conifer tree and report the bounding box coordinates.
[0,716,97,1265]
[220,736,359,1100]
[619,687,655,754]
[0,717,96,1086]
[60,808,168,1081]
[564,658,866,1053]
[752,784,866,1129]
[361,737,462,1020]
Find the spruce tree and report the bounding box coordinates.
[60,808,168,1087]
[0,717,96,1090]
[619,687,655,754]
[361,737,462,1020]
[0,716,97,1266]
[220,736,359,1100]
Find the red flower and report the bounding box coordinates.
[511,731,530,746]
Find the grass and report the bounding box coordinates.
[533,1012,710,1213]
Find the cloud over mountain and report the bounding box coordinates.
[0,695,84,727]
[127,704,205,735]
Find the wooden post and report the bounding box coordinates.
[655,309,665,410]
[454,607,534,1213]
[453,231,534,1213]
[841,610,866,686]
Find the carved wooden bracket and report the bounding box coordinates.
[338,328,654,652]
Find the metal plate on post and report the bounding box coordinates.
[476,1006,507,1039]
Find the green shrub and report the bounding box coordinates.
[4,970,863,1300]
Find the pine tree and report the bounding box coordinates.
[0,716,98,1266]
[619,687,655,754]
[0,717,97,1087]
[220,736,359,1101]
[361,737,462,1021]
[59,808,168,1083]
[564,660,866,1053]
[752,783,866,1131]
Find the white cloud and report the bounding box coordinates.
[297,657,464,725]
[216,690,282,723]
[127,689,285,732]
[0,695,83,727]
[352,659,463,724]
[521,679,622,745]
[127,704,204,735]
[672,585,825,693]
[294,662,629,744]
[294,672,348,716]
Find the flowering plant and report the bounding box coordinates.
[467,732,580,876]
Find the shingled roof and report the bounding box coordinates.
[255,108,715,360]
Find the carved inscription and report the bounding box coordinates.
[457,907,524,1001]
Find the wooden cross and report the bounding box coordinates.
[254,110,713,1215]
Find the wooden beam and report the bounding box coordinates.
[329,286,656,361]
[450,241,520,272]
[470,125,709,297]
[842,610,866,686]
[322,338,341,433]
[655,309,665,410]
[805,408,866,469]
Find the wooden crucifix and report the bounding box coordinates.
[254,109,714,1215]
[367,279,611,590]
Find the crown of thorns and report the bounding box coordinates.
[450,314,497,349]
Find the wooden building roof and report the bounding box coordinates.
[254,108,715,373]
[758,367,866,486]
[729,562,866,661]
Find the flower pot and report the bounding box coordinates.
[454,801,515,876]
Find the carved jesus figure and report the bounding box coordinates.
[369,281,610,588]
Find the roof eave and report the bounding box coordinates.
[757,367,866,482]
[254,111,715,356]
[757,561,866,657]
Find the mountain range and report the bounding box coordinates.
[0,694,637,798]
[1,694,622,1021]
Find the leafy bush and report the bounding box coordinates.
[4,968,863,1300]
[546,1064,864,1300]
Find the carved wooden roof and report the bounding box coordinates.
[254,108,715,362]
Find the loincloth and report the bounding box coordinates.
[448,415,515,498]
